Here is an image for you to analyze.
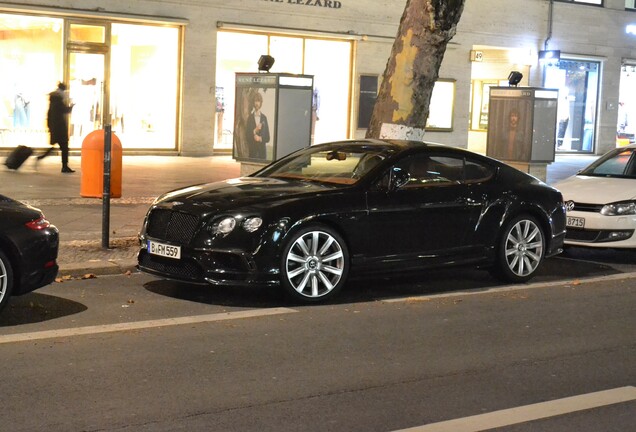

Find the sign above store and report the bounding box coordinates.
[261,0,343,8]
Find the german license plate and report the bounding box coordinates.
[566,216,585,228]
[147,240,181,259]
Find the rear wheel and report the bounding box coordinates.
[0,249,14,312]
[281,225,349,303]
[492,215,545,283]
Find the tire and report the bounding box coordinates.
[280,225,349,302]
[0,249,14,313]
[492,214,545,283]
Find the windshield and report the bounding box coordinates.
[580,147,636,179]
[256,145,392,185]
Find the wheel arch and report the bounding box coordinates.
[0,236,20,294]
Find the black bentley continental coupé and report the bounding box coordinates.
[138,140,566,303]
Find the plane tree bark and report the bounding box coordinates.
[366,0,466,140]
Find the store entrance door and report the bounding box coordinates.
[67,51,106,148]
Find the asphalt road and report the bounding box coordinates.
[0,249,635,432]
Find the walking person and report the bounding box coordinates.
[36,82,75,173]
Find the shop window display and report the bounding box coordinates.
[0,14,63,148]
[617,65,636,146]
[215,31,351,152]
[0,13,180,151]
[544,59,600,153]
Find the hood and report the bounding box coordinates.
[554,175,636,204]
[154,177,339,212]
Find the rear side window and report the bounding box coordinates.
[398,154,463,187]
[464,159,495,184]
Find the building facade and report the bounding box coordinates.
[1,0,635,157]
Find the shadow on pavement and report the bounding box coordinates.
[142,255,620,308]
[144,280,286,309]
[0,293,87,327]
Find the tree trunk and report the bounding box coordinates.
[366,0,466,140]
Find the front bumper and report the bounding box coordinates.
[137,245,280,287]
[564,210,636,248]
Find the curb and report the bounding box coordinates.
[58,259,139,277]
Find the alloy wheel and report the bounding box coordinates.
[284,230,345,299]
[504,218,544,277]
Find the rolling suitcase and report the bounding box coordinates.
[5,145,33,170]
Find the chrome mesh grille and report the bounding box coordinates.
[146,209,200,244]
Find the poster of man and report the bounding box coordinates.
[486,95,533,162]
[233,74,277,163]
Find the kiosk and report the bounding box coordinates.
[486,87,559,181]
[233,73,313,175]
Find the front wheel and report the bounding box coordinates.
[0,249,14,313]
[492,215,545,283]
[280,225,349,303]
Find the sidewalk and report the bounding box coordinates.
[2,154,240,277]
[1,152,594,277]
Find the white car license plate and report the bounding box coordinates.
[566,216,585,228]
[147,240,181,259]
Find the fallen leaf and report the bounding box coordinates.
[81,273,97,280]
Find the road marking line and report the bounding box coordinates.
[393,386,636,432]
[0,307,297,345]
[383,271,636,303]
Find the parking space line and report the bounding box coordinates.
[393,386,636,432]
[0,307,297,345]
[383,271,636,303]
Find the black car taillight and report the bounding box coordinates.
[25,215,51,230]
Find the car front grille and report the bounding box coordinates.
[139,250,202,281]
[146,208,200,244]
[565,229,601,242]
[569,202,603,213]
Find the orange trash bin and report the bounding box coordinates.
[80,129,123,198]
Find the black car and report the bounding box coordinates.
[138,140,566,302]
[0,195,59,312]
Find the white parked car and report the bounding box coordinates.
[554,144,636,248]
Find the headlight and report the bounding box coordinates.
[213,217,236,234]
[600,202,636,216]
[242,217,263,233]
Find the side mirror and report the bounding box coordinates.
[390,167,410,190]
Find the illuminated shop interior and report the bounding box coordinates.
[215,31,352,152]
[0,13,180,150]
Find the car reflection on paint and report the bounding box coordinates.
[0,194,59,312]
[554,144,636,248]
[138,139,566,303]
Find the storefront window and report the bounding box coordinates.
[556,0,603,5]
[0,14,63,148]
[109,23,179,149]
[215,31,351,152]
[69,23,105,43]
[617,64,636,146]
[544,59,600,153]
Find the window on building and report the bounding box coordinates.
[544,59,600,154]
[627,0,636,10]
[0,14,64,148]
[109,23,180,150]
[215,31,352,151]
[555,0,603,5]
